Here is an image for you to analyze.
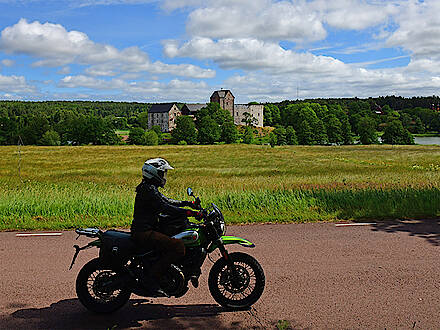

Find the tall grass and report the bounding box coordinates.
[0,145,439,230]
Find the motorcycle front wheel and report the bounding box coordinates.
[76,258,131,313]
[208,252,265,309]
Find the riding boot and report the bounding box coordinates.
[141,274,169,297]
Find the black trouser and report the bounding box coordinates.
[132,230,185,281]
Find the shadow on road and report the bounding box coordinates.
[371,218,440,246]
[3,298,240,329]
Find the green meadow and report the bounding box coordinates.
[1,144,439,230]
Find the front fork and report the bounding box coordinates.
[216,240,241,285]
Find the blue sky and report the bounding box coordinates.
[0,0,438,103]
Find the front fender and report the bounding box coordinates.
[208,235,255,253]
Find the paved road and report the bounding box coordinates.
[1,220,440,329]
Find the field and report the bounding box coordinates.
[1,144,439,230]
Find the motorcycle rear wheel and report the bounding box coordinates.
[208,252,265,309]
[76,258,131,313]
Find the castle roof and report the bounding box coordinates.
[149,103,177,113]
[211,90,234,98]
[183,103,206,112]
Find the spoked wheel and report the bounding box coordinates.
[208,252,265,309]
[76,258,131,313]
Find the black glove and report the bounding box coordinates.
[185,200,202,210]
[186,210,203,220]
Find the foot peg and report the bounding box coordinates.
[190,276,199,288]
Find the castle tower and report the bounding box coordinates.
[210,90,235,116]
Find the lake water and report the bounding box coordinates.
[414,137,440,145]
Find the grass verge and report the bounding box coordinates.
[1,144,439,230]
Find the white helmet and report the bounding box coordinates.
[142,158,174,187]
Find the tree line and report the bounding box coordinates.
[264,99,440,146]
[1,96,439,146]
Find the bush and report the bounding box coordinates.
[128,127,146,145]
[144,130,159,146]
[242,126,254,144]
[38,130,61,146]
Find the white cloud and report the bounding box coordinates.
[59,75,127,90]
[164,37,347,74]
[316,0,400,31]
[0,74,37,94]
[187,0,326,43]
[147,61,215,78]
[179,0,400,43]
[1,59,15,67]
[56,66,71,75]
[387,0,440,72]
[58,74,209,101]
[224,65,440,102]
[0,19,214,79]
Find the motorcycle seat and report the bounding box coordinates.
[102,230,154,256]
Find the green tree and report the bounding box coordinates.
[0,116,18,145]
[282,103,328,144]
[241,112,258,127]
[151,125,163,144]
[38,130,61,146]
[197,102,233,126]
[382,120,414,145]
[340,116,354,145]
[297,120,314,145]
[242,126,254,144]
[264,104,281,126]
[313,119,328,145]
[381,105,392,115]
[197,116,220,144]
[137,111,149,130]
[413,117,425,134]
[144,130,159,146]
[431,113,440,133]
[128,127,146,145]
[269,132,277,147]
[221,121,239,144]
[401,113,412,129]
[263,105,273,126]
[273,126,287,145]
[172,116,197,144]
[286,126,298,145]
[196,102,233,144]
[358,117,378,145]
[325,114,343,144]
[20,115,50,145]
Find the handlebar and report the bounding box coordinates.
[75,228,102,238]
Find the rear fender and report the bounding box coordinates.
[207,236,255,253]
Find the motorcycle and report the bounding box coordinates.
[69,188,265,313]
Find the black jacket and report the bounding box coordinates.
[131,181,189,232]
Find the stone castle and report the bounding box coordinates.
[148,90,264,132]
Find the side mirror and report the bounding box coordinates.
[187,187,193,196]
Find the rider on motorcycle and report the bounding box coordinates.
[131,158,201,296]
